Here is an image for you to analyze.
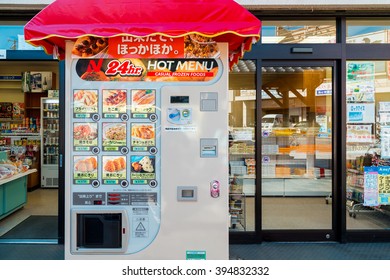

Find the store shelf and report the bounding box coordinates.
[230,153,255,156]
[0,169,38,186]
[0,132,40,137]
[229,175,256,179]
[0,118,23,122]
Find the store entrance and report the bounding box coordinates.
[261,62,335,241]
[0,60,60,243]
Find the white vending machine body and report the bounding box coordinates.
[65,39,229,260]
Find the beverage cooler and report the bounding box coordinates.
[41,97,59,188]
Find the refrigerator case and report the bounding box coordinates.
[41,97,59,188]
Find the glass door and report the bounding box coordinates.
[261,63,335,240]
[228,60,257,233]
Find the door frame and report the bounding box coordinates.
[230,42,344,244]
[258,60,341,242]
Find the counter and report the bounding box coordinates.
[0,169,37,220]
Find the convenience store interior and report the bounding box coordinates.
[0,60,60,240]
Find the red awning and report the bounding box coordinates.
[24,0,260,68]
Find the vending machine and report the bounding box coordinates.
[64,36,229,260]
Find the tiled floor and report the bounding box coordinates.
[0,188,58,236]
[1,242,390,260]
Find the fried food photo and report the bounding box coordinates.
[131,125,155,139]
[104,157,126,172]
[184,34,219,58]
[75,157,97,172]
[80,71,110,81]
[103,90,127,106]
[132,89,155,105]
[72,36,108,57]
[73,90,98,106]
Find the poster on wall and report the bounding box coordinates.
[363,166,379,207]
[347,103,375,123]
[346,81,375,102]
[347,124,374,143]
[381,126,390,159]
[378,166,390,205]
[379,102,390,112]
[347,62,375,82]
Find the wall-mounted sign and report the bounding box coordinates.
[347,103,375,123]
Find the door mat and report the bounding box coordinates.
[1,215,58,239]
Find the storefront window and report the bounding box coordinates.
[229,60,256,232]
[261,20,336,44]
[0,25,42,51]
[347,18,390,44]
[346,60,390,230]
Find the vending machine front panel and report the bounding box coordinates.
[65,39,229,259]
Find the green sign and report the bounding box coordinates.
[186,251,206,260]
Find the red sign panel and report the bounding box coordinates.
[108,36,185,59]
